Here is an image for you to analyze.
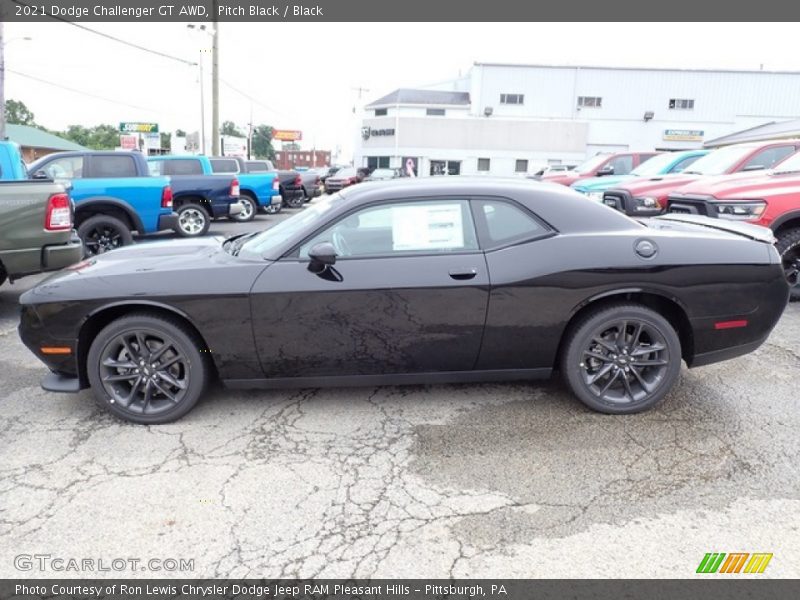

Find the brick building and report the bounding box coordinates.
[273,148,331,170]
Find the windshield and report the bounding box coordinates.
[682,146,754,176]
[574,154,610,175]
[238,194,341,258]
[629,153,678,176]
[333,167,357,178]
[773,151,800,173]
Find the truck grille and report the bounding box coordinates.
[666,195,714,217]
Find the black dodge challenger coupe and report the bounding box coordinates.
[19,178,788,424]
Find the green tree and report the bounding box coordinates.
[160,132,172,152]
[221,120,245,137]
[175,129,187,137]
[87,124,121,150]
[5,99,36,126]
[251,124,275,160]
[62,124,92,147]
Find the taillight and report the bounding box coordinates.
[161,186,173,208]
[45,193,71,231]
[315,176,320,184]
[272,178,280,191]
[347,177,355,185]
[294,175,302,186]
[231,178,240,197]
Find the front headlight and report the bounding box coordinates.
[714,201,766,220]
[633,196,659,211]
[585,191,604,202]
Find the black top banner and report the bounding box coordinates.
[3,0,800,21]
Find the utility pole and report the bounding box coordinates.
[199,49,206,154]
[0,22,6,141]
[211,3,220,155]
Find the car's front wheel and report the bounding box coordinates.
[87,313,209,424]
[561,303,681,414]
[775,228,800,301]
[175,203,210,237]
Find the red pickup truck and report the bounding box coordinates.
[602,140,800,216]
[666,149,800,298]
[540,151,660,186]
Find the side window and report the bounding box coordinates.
[148,161,164,176]
[91,156,137,178]
[474,199,547,249]
[166,159,203,175]
[743,146,796,171]
[669,155,702,173]
[298,200,478,258]
[609,155,634,175]
[40,156,84,179]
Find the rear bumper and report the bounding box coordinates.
[43,233,84,271]
[228,200,244,216]
[0,232,83,280]
[158,212,179,231]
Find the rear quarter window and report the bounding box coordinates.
[474,199,549,249]
[210,159,240,173]
[91,156,137,178]
[164,159,203,175]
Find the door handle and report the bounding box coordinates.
[449,268,478,280]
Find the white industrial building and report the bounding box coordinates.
[354,62,800,177]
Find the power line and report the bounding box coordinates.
[10,0,196,66]
[219,78,288,119]
[7,69,165,113]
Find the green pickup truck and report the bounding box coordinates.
[0,180,84,286]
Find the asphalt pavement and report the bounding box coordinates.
[1,199,798,578]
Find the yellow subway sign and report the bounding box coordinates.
[119,122,159,133]
[696,552,773,574]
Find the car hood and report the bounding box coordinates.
[669,171,800,199]
[613,173,702,195]
[541,172,583,185]
[20,237,245,304]
[572,175,634,192]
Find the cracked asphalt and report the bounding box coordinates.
[1,205,799,578]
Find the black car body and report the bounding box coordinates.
[212,157,304,208]
[19,178,788,424]
[294,169,322,200]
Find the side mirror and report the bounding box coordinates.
[31,169,49,180]
[308,242,337,273]
[597,165,615,176]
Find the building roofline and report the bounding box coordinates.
[473,61,800,76]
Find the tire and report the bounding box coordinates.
[0,263,6,287]
[230,195,256,222]
[86,313,209,424]
[561,303,682,414]
[77,215,134,256]
[263,202,282,214]
[175,203,210,237]
[302,187,312,203]
[284,190,304,209]
[775,228,800,301]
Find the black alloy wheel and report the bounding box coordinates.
[87,314,208,424]
[775,228,800,300]
[77,215,133,256]
[562,303,681,414]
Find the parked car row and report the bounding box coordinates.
[547,140,800,297]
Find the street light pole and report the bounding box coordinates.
[211,2,220,155]
[0,22,6,141]
[199,50,206,154]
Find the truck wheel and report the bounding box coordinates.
[78,215,133,256]
[264,202,282,215]
[776,228,800,301]
[231,195,256,222]
[284,192,304,209]
[86,312,209,424]
[561,303,681,414]
[176,203,210,237]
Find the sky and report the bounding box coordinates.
[4,22,800,160]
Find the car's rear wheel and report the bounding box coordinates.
[263,202,282,214]
[176,203,210,237]
[775,228,800,301]
[231,195,256,222]
[87,313,208,424]
[78,215,133,256]
[284,191,304,209]
[562,303,681,414]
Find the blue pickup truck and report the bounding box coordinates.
[27,151,178,255]
[147,156,245,234]
[152,155,282,221]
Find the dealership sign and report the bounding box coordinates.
[120,122,159,133]
[663,129,704,142]
[273,130,303,142]
[362,127,396,140]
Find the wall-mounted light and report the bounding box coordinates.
[484,106,494,117]
[643,111,654,122]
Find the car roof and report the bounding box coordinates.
[336,177,636,233]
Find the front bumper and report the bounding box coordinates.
[158,211,179,231]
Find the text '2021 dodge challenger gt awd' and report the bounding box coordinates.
[19,178,789,424]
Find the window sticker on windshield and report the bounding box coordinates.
[392,204,464,250]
